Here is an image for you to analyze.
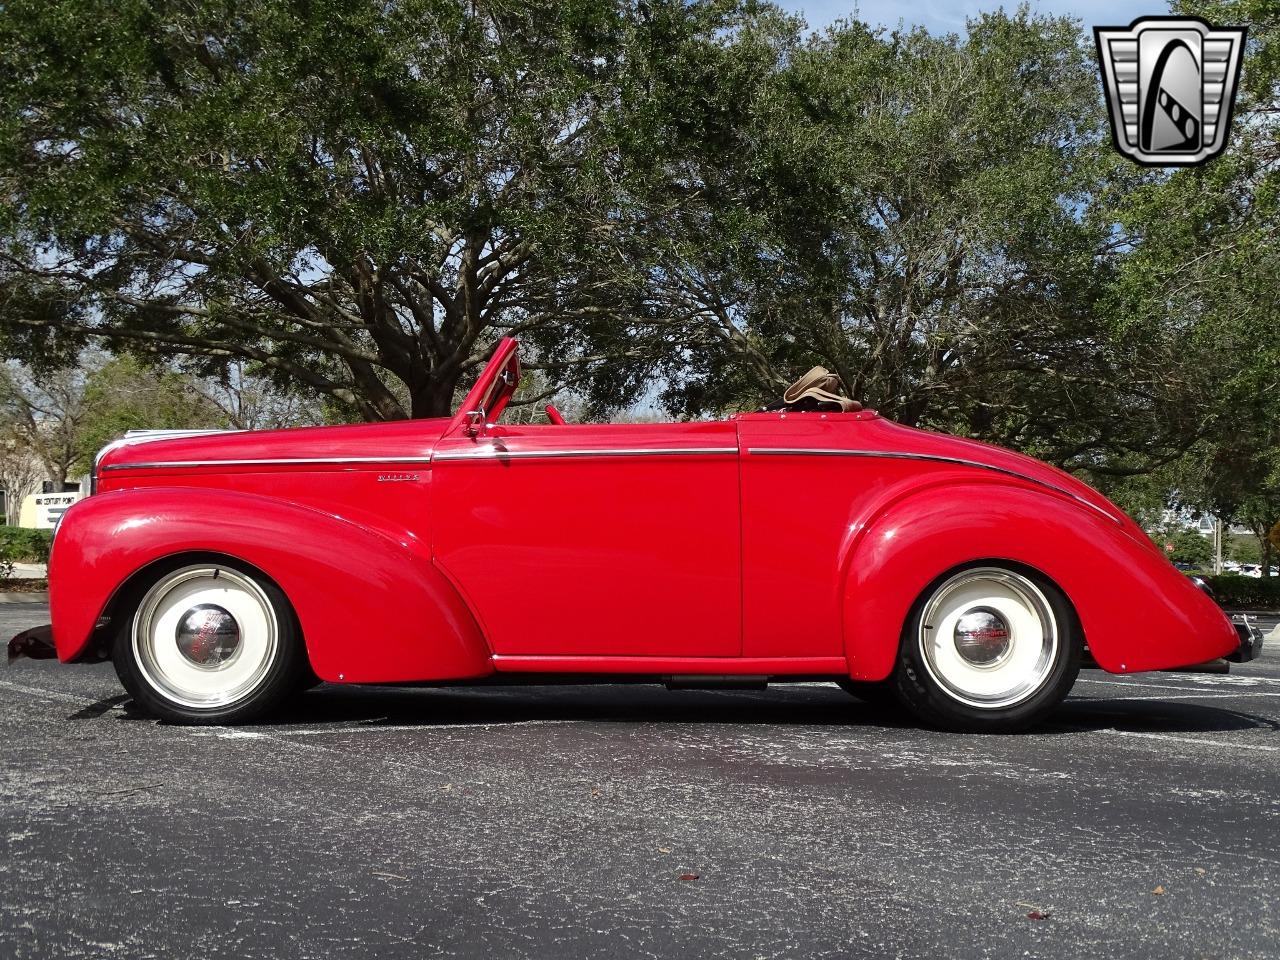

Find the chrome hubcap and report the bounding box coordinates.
[175,604,241,667]
[132,566,279,708]
[919,567,1059,709]
[953,607,1012,667]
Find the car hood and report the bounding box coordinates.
[95,419,454,474]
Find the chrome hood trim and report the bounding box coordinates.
[93,429,240,489]
[95,429,239,469]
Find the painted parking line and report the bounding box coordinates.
[1100,729,1280,753]
[3,679,464,778]
[271,720,583,736]
[1076,676,1280,693]
[0,678,100,706]
[0,679,578,742]
[1076,691,1280,701]
[0,679,458,773]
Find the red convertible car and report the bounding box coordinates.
[9,338,1261,731]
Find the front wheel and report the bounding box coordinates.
[113,562,306,724]
[891,564,1080,732]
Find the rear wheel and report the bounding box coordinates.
[112,561,305,724]
[891,564,1080,732]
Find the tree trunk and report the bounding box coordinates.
[411,374,463,419]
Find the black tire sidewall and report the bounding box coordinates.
[112,559,305,725]
[891,563,1081,733]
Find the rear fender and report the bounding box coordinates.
[841,482,1238,680]
[50,488,492,683]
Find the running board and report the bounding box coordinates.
[491,655,848,675]
[665,675,769,690]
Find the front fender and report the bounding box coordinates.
[841,482,1238,680]
[49,488,492,683]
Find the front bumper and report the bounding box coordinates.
[1227,614,1264,664]
[6,624,55,663]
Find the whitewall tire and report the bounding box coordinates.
[113,561,306,724]
[892,563,1080,732]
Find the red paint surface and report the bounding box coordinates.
[49,341,1239,683]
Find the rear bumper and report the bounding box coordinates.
[1227,614,1264,664]
[1150,613,1263,675]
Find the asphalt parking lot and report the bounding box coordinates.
[2,604,1278,960]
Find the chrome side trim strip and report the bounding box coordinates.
[101,456,435,472]
[433,446,738,462]
[747,447,1122,523]
[102,447,738,471]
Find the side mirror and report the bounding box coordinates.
[463,405,487,438]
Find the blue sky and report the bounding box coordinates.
[778,1,1170,35]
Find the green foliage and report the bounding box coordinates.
[1229,534,1263,565]
[1084,466,1173,531]
[555,5,1237,471]
[0,0,777,420]
[75,357,224,465]
[1199,574,1280,610]
[1152,526,1214,566]
[0,362,89,485]
[0,526,53,564]
[0,0,1276,532]
[1101,1,1280,507]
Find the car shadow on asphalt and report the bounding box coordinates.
[268,683,895,730]
[1048,696,1280,735]
[72,679,1278,736]
[234,682,1280,736]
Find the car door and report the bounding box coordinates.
[431,421,742,658]
[736,411,879,660]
